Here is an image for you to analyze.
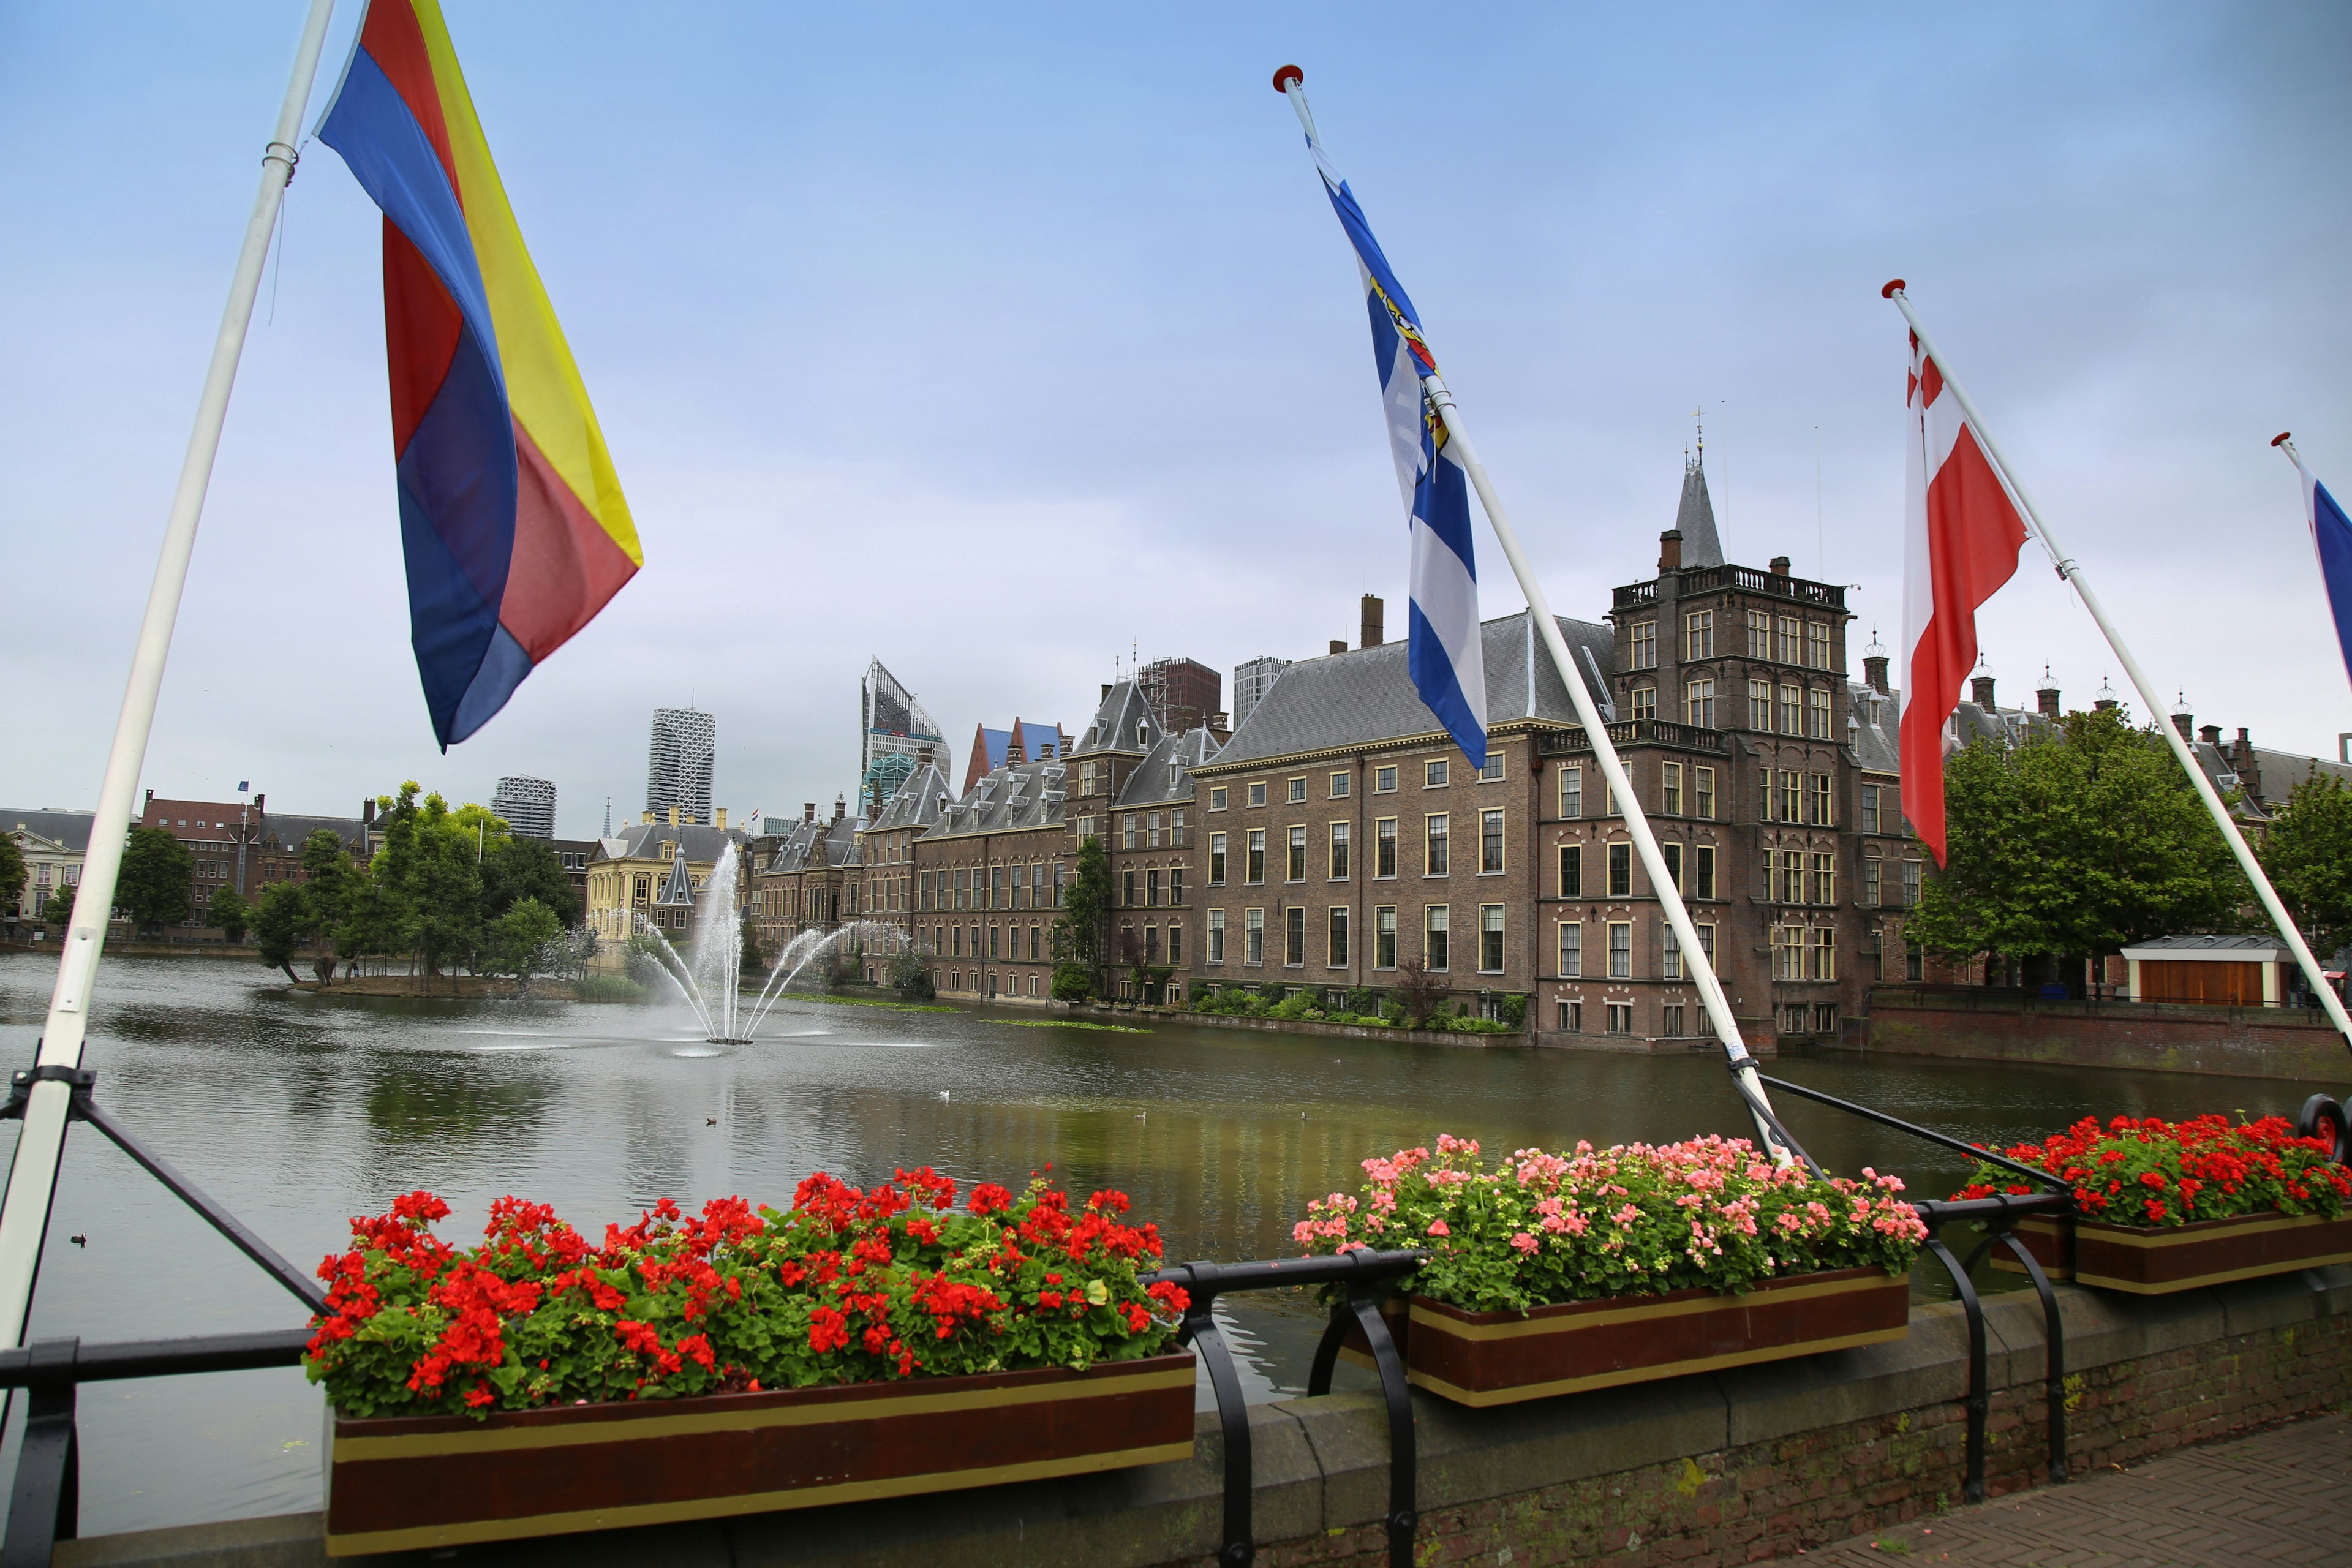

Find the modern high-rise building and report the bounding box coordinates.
[646,707,716,825]
[1231,655,1292,731]
[861,660,946,818]
[491,775,557,839]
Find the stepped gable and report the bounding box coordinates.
[1208,610,1615,767]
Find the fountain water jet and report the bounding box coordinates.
[623,845,913,1042]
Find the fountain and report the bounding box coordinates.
[624,845,911,1042]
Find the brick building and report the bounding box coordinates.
[746,800,862,957]
[909,753,1069,1003]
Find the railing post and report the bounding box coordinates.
[4,1336,79,1568]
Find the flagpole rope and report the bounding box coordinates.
[1883,283,2352,1053]
[1276,67,1807,1170]
[0,0,342,1354]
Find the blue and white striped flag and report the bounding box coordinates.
[2279,438,2352,692]
[1298,112,1487,767]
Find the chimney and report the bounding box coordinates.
[833,795,846,823]
[918,745,934,767]
[668,805,680,826]
[716,807,728,830]
[1360,594,1385,648]
[1659,529,1683,572]
[362,798,376,825]
[2198,723,2222,745]
[1101,682,1112,701]
[1769,555,1791,576]
[1863,654,1889,696]
[2038,684,2061,720]
[1208,711,1231,743]
[2233,728,2261,799]
[804,802,816,822]
[1970,674,1996,709]
[642,809,654,824]
[2171,710,2193,742]
[1329,639,1348,655]
[145,788,154,813]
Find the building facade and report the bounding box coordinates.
[491,776,557,839]
[646,707,717,826]
[586,810,745,952]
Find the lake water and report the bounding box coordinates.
[0,951,2309,1537]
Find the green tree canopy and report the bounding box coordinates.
[118,826,193,935]
[1049,835,1114,998]
[2258,771,2352,959]
[483,897,564,988]
[41,884,76,929]
[481,834,581,927]
[208,884,251,944]
[0,834,25,917]
[252,882,317,982]
[1905,707,2248,973]
[371,783,484,986]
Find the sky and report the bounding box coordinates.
[3,3,2348,838]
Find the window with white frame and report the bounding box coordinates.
[1479,905,1505,973]
[1608,921,1632,979]
[1558,921,1581,978]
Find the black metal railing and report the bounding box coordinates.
[0,1068,320,1568]
[1761,1074,2074,1499]
[1141,1249,1426,1568]
[1537,718,1727,756]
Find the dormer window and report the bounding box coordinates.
[1135,720,1149,747]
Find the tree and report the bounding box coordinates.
[1905,708,2248,987]
[208,885,251,944]
[483,897,564,992]
[887,948,934,999]
[0,834,24,919]
[42,884,76,929]
[482,834,581,927]
[2260,771,2352,959]
[1049,835,1115,998]
[252,883,314,983]
[368,782,483,990]
[118,826,193,935]
[1391,958,1447,1030]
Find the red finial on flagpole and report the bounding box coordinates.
[1273,64,1304,93]
[2272,432,2293,447]
[1880,279,1907,299]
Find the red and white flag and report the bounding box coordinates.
[1900,333,2029,864]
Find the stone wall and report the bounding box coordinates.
[53,1268,2351,1568]
[1862,986,2348,1080]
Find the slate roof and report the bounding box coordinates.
[1848,683,1901,776]
[924,758,1068,841]
[867,762,954,835]
[2,810,94,854]
[1674,456,1725,568]
[1200,610,1616,770]
[1111,728,1221,809]
[258,813,370,853]
[1071,680,1162,758]
[594,821,746,865]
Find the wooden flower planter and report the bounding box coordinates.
[1344,1266,1909,1407]
[322,1350,1196,1556]
[1994,1211,2352,1294]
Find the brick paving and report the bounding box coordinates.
[1789,1412,2352,1567]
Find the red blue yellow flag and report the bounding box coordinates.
[318,0,641,747]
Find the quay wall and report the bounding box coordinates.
[1862,986,2348,1082]
[56,1267,2352,1568]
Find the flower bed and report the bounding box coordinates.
[1298,1135,1924,1404]
[1958,1114,2352,1293]
[309,1171,1193,1552]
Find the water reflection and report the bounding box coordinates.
[0,952,2315,1540]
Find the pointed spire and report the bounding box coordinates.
[1675,446,1725,568]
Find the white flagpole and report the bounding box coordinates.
[1885,281,2352,1051]
[0,0,341,1350]
[1278,70,1808,1169]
